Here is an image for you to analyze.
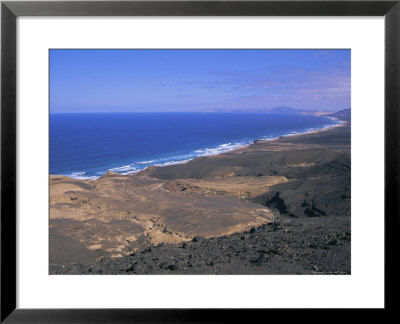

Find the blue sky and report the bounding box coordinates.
[50,49,350,113]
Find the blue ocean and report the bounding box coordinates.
[50,113,339,179]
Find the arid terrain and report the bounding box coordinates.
[50,111,351,274]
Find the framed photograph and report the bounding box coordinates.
[1,0,398,321]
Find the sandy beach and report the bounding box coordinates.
[50,111,350,274]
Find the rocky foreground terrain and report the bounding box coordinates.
[50,111,351,275]
[50,215,350,275]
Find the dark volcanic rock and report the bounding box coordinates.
[265,193,288,214]
[192,236,207,243]
[49,214,350,275]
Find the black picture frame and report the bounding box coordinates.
[1,0,399,322]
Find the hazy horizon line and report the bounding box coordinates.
[50,107,350,114]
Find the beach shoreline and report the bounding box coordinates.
[52,116,346,181]
[219,117,346,155]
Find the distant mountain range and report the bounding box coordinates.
[226,106,350,118]
[326,108,351,121]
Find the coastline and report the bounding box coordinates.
[219,117,346,155]
[52,116,345,181]
[49,115,351,274]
